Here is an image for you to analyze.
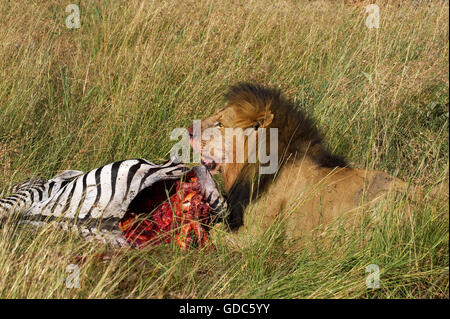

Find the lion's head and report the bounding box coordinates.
[190,83,347,192]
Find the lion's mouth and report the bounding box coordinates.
[200,157,217,171]
[188,126,218,172]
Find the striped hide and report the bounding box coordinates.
[0,158,228,247]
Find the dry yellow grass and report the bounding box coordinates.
[0,0,448,298]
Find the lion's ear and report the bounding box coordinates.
[253,111,274,129]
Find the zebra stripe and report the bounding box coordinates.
[22,158,190,221]
[0,178,62,217]
[1,157,229,246]
[191,166,228,221]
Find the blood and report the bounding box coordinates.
[119,172,212,250]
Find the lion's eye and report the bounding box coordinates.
[216,122,223,128]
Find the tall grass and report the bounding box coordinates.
[0,0,448,298]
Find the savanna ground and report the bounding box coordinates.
[0,0,448,298]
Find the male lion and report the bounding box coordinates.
[190,83,410,242]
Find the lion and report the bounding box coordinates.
[190,83,414,243]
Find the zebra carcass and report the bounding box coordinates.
[0,158,227,249]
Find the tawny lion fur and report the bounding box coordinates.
[198,83,418,243]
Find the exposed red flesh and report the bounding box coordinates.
[118,173,212,250]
